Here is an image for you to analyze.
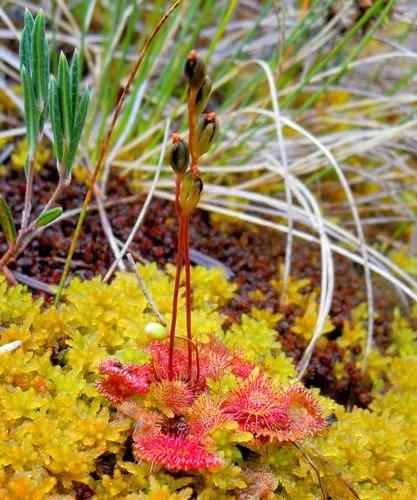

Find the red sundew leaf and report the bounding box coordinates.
[187,394,228,440]
[150,379,196,416]
[198,337,232,385]
[97,359,152,403]
[221,374,290,434]
[133,433,224,472]
[147,341,189,381]
[275,385,327,441]
[118,401,162,436]
[229,353,255,379]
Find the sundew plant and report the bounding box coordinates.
[0,1,417,498]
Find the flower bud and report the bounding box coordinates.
[196,112,219,158]
[145,322,167,340]
[184,50,206,89]
[166,133,189,176]
[193,75,211,115]
[180,172,203,214]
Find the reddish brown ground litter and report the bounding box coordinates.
[0,165,396,407]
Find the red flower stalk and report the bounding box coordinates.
[221,374,290,434]
[167,214,186,380]
[168,50,209,385]
[133,433,224,472]
[97,359,152,403]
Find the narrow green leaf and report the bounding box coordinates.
[21,65,38,154]
[24,8,35,30]
[35,206,63,227]
[19,10,34,74]
[58,52,72,142]
[0,195,17,246]
[70,50,80,125]
[32,10,49,109]
[38,106,47,135]
[66,88,89,175]
[43,37,50,103]
[49,76,64,162]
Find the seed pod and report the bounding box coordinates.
[145,322,167,340]
[180,172,203,214]
[166,134,189,176]
[193,75,211,115]
[196,112,219,158]
[184,50,206,89]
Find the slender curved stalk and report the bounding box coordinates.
[293,442,327,500]
[182,214,193,380]
[126,253,166,326]
[54,0,182,306]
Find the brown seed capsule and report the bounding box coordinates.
[184,50,206,89]
[180,172,203,214]
[193,75,212,115]
[196,112,219,157]
[166,133,189,176]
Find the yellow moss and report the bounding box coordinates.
[291,292,334,341]
[388,308,417,357]
[224,314,281,363]
[0,265,415,497]
[271,268,311,307]
[11,139,51,172]
[251,307,282,326]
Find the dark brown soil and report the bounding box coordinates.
[0,164,397,408]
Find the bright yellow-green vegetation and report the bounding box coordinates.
[0,266,416,498]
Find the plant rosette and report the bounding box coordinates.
[97,336,326,473]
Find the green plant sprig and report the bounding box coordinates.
[49,50,90,177]
[0,8,89,280]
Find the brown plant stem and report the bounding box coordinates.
[168,212,185,381]
[126,252,167,327]
[38,166,68,216]
[187,87,199,178]
[2,266,17,285]
[293,442,327,500]
[54,0,182,306]
[174,335,200,388]
[0,168,68,271]
[305,443,360,499]
[21,152,35,230]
